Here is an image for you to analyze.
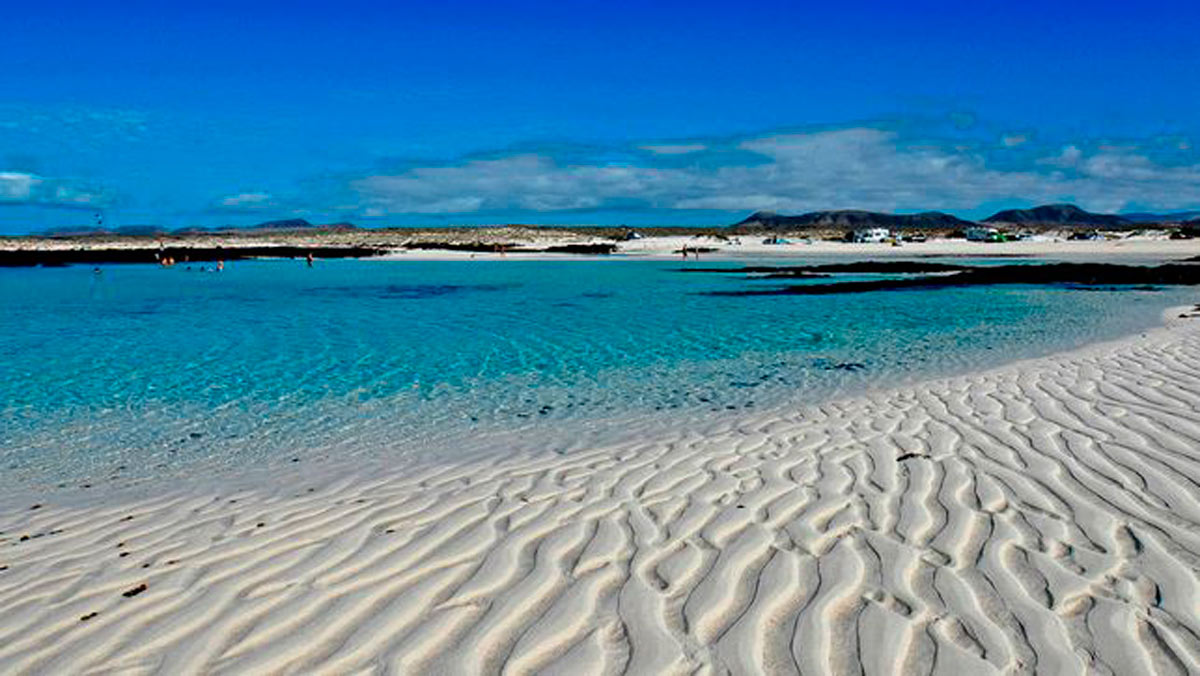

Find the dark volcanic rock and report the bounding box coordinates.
[402,241,519,253]
[680,261,972,277]
[707,263,1200,296]
[983,204,1130,228]
[0,246,388,267]
[543,243,618,255]
[732,210,974,232]
[678,266,828,276]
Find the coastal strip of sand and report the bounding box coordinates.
[2,309,1200,674]
[6,228,1200,265]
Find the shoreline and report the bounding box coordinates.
[3,305,1199,672]
[5,228,1200,266]
[1,284,1187,513]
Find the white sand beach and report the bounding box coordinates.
[10,228,1200,264]
[614,234,1200,261]
[358,234,1200,265]
[2,307,1200,674]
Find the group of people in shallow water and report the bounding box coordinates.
[185,262,224,273]
[149,251,317,269]
[156,253,225,272]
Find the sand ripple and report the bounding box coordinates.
[3,316,1200,674]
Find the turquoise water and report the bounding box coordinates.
[0,258,1190,493]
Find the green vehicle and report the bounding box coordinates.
[964,226,1006,242]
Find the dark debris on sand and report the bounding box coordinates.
[122,584,148,598]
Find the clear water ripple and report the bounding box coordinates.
[0,257,1191,495]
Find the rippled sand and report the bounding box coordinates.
[3,310,1200,674]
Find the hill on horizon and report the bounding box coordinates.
[729,203,1200,232]
[36,218,359,237]
[245,218,356,231]
[732,209,975,231]
[983,204,1131,227]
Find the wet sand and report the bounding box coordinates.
[2,307,1199,673]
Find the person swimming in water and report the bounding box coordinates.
[306,252,314,267]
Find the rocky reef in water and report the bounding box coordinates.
[694,262,1200,295]
[0,246,388,267]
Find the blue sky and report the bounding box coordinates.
[3,1,1200,232]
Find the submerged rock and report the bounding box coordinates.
[706,262,1200,296]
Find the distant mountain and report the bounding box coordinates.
[250,218,316,230]
[983,204,1130,227]
[36,219,359,238]
[247,218,358,231]
[732,210,974,231]
[114,225,168,236]
[41,226,109,237]
[1121,211,1200,223]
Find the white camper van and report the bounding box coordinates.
[851,227,891,243]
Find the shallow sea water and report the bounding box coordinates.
[0,257,1191,494]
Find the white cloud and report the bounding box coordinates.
[217,192,275,209]
[0,171,111,208]
[353,155,666,213]
[346,127,1200,217]
[0,172,40,201]
[1040,144,1083,168]
[1068,148,1200,212]
[674,194,800,210]
[1002,134,1029,147]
